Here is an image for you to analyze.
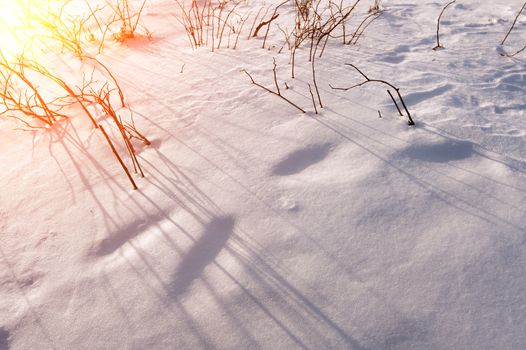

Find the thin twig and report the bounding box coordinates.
[253,14,279,37]
[308,84,318,114]
[348,12,381,45]
[243,69,306,113]
[504,43,526,57]
[501,2,526,46]
[257,0,288,48]
[387,89,403,116]
[272,58,281,95]
[99,124,138,190]
[433,0,456,50]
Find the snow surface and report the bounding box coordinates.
[1,0,526,349]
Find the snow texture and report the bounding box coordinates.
[1,0,526,349]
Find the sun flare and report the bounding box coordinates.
[0,1,29,59]
[0,0,86,60]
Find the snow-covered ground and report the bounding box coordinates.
[1,0,526,349]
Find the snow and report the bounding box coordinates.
[1,0,526,349]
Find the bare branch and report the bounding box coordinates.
[332,63,415,125]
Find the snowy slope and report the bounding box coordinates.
[1,0,526,349]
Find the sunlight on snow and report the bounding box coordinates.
[0,1,84,60]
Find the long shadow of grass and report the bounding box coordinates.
[0,327,9,350]
[169,216,235,296]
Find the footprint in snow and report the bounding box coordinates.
[387,3,417,19]
[377,45,411,64]
[94,212,167,256]
[404,84,452,106]
[272,143,333,176]
[279,196,299,212]
[402,139,473,163]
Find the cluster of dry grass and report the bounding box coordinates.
[173,0,250,50]
[236,0,414,123]
[0,0,422,188]
[4,0,523,188]
[173,0,414,124]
